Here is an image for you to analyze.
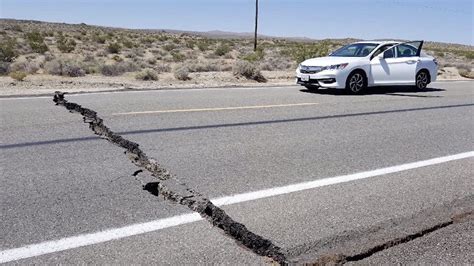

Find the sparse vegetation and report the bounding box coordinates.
[57,34,77,53]
[286,41,332,63]
[0,37,18,62]
[9,71,27,81]
[0,19,471,88]
[241,47,265,62]
[25,31,49,53]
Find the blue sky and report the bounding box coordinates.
[1,0,472,45]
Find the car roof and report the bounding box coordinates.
[353,40,400,45]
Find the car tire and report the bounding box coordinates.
[346,71,367,94]
[304,85,319,92]
[415,70,430,90]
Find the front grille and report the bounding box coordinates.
[300,66,322,74]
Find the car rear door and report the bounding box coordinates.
[370,41,423,85]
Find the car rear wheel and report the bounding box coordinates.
[415,70,429,90]
[346,71,367,94]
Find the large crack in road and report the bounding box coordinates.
[53,92,287,264]
[53,92,472,265]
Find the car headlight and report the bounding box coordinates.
[322,63,348,71]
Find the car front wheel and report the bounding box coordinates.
[415,70,429,90]
[346,71,367,94]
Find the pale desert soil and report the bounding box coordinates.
[0,68,470,97]
[0,71,295,96]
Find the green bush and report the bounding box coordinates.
[241,47,265,62]
[122,39,135,48]
[9,71,27,81]
[197,40,210,51]
[0,38,18,62]
[171,51,185,62]
[57,34,77,53]
[286,41,331,63]
[25,31,49,53]
[92,33,107,44]
[214,43,231,56]
[107,42,121,54]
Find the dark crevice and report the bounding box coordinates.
[3,102,473,150]
[344,220,453,262]
[52,92,287,264]
[304,208,473,265]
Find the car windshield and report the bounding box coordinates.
[330,43,379,57]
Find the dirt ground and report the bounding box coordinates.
[0,68,469,97]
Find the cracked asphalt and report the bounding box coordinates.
[1,81,473,264]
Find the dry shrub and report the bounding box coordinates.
[174,66,190,80]
[187,61,221,72]
[135,68,159,81]
[232,60,266,82]
[458,69,474,79]
[100,61,138,76]
[0,62,10,75]
[9,59,40,74]
[260,57,293,71]
[171,51,185,62]
[9,71,27,81]
[154,63,171,73]
[44,59,85,77]
[57,34,77,53]
[44,51,55,61]
[112,55,123,62]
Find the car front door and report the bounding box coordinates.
[370,41,423,85]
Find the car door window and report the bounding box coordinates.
[383,41,423,59]
[383,47,395,58]
[396,44,417,57]
[372,44,395,59]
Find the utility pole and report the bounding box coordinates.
[254,0,258,51]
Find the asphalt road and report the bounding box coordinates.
[1,82,473,264]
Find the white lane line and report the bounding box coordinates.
[1,151,473,263]
[112,102,319,116]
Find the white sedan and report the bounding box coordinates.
[296,41,438,93]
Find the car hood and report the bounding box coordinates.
[301,56,363,66]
